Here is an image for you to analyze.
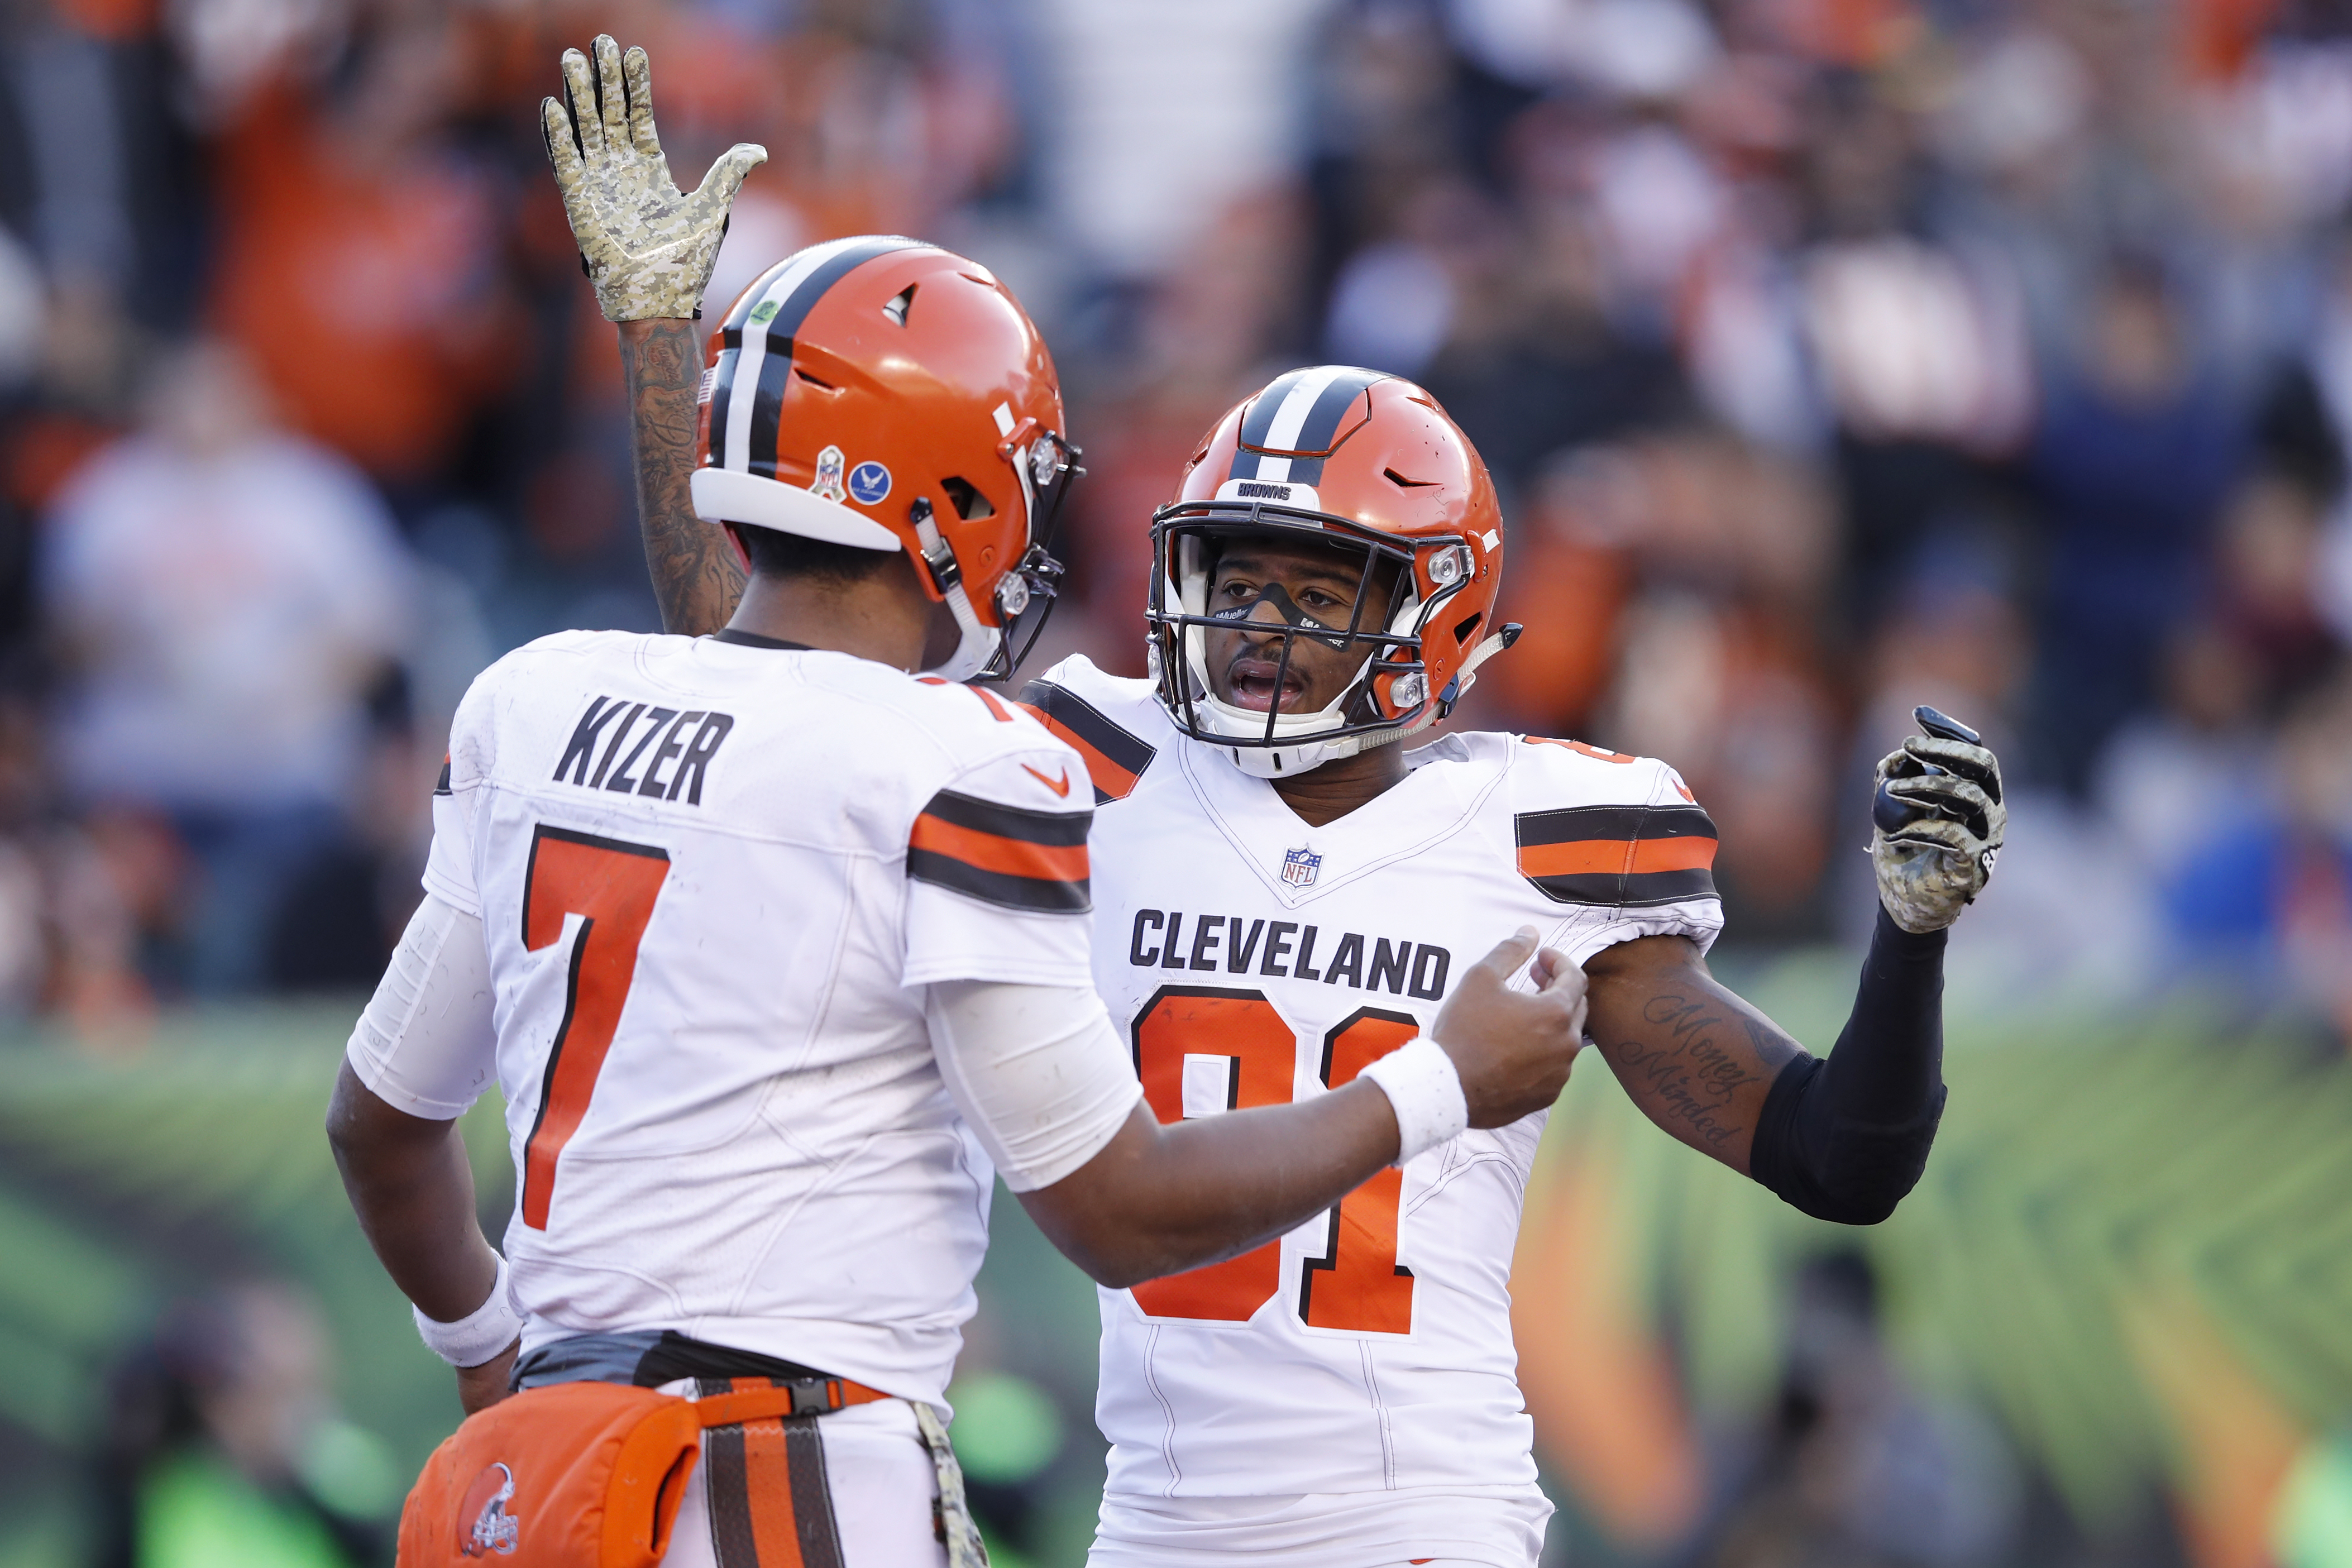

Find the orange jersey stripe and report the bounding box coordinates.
[910,812,1090,883]
[1517,834,1718,879]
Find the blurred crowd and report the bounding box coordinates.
[0,0,2348,1036]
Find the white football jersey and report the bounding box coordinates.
[425,629,1096,1407]
[1019,656,1723,1517]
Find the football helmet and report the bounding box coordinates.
[691,235,1081,681]
[1148,366,1519,776]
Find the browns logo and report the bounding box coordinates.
[457,1461,520,1557]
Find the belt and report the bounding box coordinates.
[513,1328,892,1414]
[691,1373,892,1421]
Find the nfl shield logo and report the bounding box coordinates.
[1282,848,1321,887]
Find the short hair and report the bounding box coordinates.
[733,524,898,588]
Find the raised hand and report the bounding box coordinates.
[1870,705,2006,934]
[541,35,767,322]
[1431,928,1590,1127]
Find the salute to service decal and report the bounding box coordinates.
[811,443,849,503]
[553,696,737,805]
[1514,803,1719,907]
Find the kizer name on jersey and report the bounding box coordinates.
[550,694,737,805]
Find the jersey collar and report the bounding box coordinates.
[708,629,814,651]
[1175,733,1508,910]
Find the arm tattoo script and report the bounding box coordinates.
[621,318,744,635]
[1605,993,1776,1149]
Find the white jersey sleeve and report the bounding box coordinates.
[902,733,1097,989]
[345,892,498,1118]
[924,980,1142,1192]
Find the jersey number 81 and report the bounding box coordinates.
[1130,987,1417,1335]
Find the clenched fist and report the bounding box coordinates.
[1870,705,2005,935]
[1431,927,1590,1127]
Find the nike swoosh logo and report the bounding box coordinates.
[1022,763,1073,798]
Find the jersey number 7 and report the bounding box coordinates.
[520,826,671,1230]
[1129,987,1417,1335]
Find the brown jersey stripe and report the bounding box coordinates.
[918,787,1091,846]
[906,847,1091,912]
[1523,865,1719,907]
[1018,679,1157,802]
[1516,802,1717,847]
[910,812,1091,883]
[1025,710,1137,804]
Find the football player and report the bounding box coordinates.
[611,82,2003,1568]
[637,373,2004,1567]
[1025,374,2002,1566]
[326,41,1593,1568]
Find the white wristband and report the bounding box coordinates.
[413,1255,524,1368]
[1360,1035,1470,1164]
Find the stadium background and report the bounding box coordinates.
[0,0,2349,1563]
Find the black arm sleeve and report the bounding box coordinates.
[1746,905,1948,1225]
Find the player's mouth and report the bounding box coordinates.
[1223,654,1309,713]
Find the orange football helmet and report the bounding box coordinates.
[1148,366,1518,776]
[691,235,1080,681]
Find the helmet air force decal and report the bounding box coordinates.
[1282,847,1322,888]
[848,460,892,504]
[811,443,848,503]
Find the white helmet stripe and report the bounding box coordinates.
[1259,363,1352,452]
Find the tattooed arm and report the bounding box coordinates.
[1582,935,1799,1175]
[620,318,744,635]
[1584,912,1947,1221]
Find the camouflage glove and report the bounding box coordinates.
[541,35,767,322]
[1869,706,2005,935]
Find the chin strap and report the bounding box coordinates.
[1433,623,1523,718]
[912,498,997,682]
[1464,623,1523,678]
